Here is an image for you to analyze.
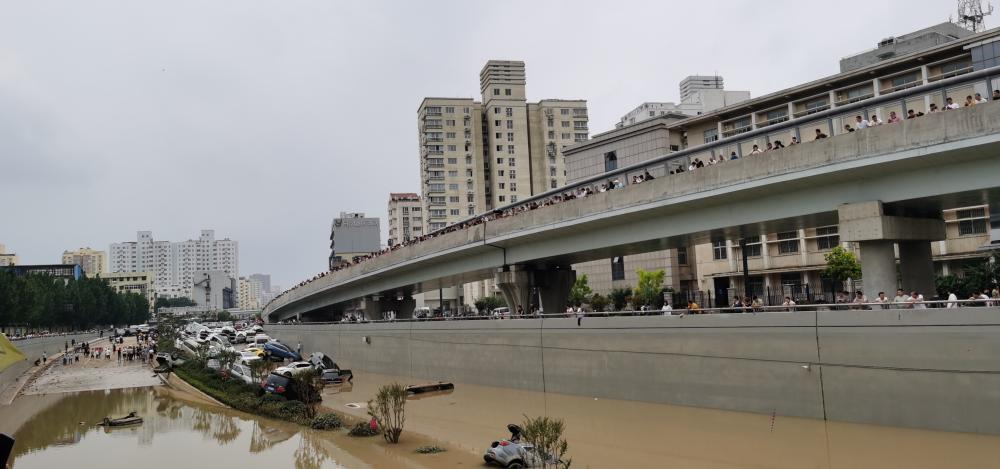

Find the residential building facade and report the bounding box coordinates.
[109,230,239,298]
[102,271,156,312]
[417,60,588,232]
[61,247,107,277]
[386,193,423,246]
[0,244,18,267]
[238,276,264,310]
[329,212,381,269]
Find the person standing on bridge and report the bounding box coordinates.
[814,129,828,140]
[296,342,302,356]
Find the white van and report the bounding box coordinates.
[253,334,270,347]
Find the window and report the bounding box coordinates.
[468,207,476,215]
[604,152,618,172]
[776,231,799,254]
[496,157,503,164]
[712,240,727,260]
[428,183,444,192]
[510,195,518,203]
[574,133,587,141]
[649,111,655,117]
[448,183,459,190]
[496,132,502,139]
[505,108,513,117]
[780,272,801,286]
[890,73,919,89]
[507,132,514,142]
[560,109,569,115]
[742,236,762,257]
[498,170,504,176]
[499,195,506,202]
[765,108,788,123]
[508,157,516,167]
[507,120,514,129]
[499,182,505,189]
[449,209,459,215]
[494,107,500,114]
[445,107,454,113]
[677,247,688,265]
[804,97,829,114]
[447,157,457,164]
[449,196,459,202]
[447,145,457,151]
[510,182,517,191]
[551,179,557,189]
[495,120,501,127]
[815,226,839,250]
[446,119,455,126]
[550,167,557,176]
[505,88,511,96]
[496,145,503,152]
[611,257,625,280]
[448,170,458,177]
[561,121,570,127]
[957,208,988,235]
[465,156,472,164]
[703,128,719,143]
[493,88,500,95]
[561,133,570,139]
[548,131,555,139]
[507,145,515,154]
[509,170,516,179]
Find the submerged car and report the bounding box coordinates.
[229,363,256,385]
[261,372,296,397]
[274,361,314,377]
[484,424,561,468]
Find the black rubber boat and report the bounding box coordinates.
[100,412,143,427]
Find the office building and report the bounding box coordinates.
[0,244,18,267]
[102,272,155,312]
[109,230,239,298]
[562,20,997,304]
[418,60,588,232]
[249,273,271,296]
[3,264,82,282]
[387,193,423,246]
[329,212,381,269]
[617,75,751,128]
[61,247,107,277]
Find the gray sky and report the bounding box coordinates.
[0,0,978,288]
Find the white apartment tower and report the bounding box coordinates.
[418,60,588,232]
[387,193,423,246]
[109,230,239,297]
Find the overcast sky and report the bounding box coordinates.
[0,0,981,289]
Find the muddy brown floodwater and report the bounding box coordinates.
[322,371,1000,469]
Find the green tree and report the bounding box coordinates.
[608,288,631,311]
[368,383,407,444]
[822,246,862,291]
[567,275,592,307]
[588,293,609,312]
[290,369,325,418]
[634,269,666,308]
[521,415,572,469]
[474,295,506,314]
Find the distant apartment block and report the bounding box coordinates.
[61,247,107,277]
[387,193,423,246]
[109,230,238,298]
[617,75,750,128]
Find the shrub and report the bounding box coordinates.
[415,446,446,454]
[262,393,287,403]
[368,383,407,443]
[348,421,379,437]
[310,413,342,430]
[521,415,572,469]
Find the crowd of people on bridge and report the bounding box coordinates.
[265,92,1000,313]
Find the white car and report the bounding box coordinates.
[274,361,316,377]
[229,363,256,385]
[238,350,261,364]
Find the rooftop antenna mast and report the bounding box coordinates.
[956,0,993,32]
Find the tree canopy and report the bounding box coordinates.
[822,246,862,283]
[568,274,592,307]
[634,269,666,307]
[0,270,149,328]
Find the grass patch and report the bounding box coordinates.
[415,445,446,454]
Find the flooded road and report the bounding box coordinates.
[0,387,466,469]
[322,371,1000,469]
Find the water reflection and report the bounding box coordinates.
[0,387,345,469]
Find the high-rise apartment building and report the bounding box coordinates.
[0,244,18,267]
[109,230,239,297]
[238,276,263,310]
[61,247,107,277]
[387,193,423,246]
[329,213,381,269]
[418,60,588,232]
[249,273,271,295]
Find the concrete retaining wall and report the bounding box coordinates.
[267,308,1000,434]
[0,332,99,398]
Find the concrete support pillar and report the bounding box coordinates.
[494,267,532,314]
[838,200,945,301]
[859,240,898,299]
[899,241,936,299]
[535,269,576,315]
